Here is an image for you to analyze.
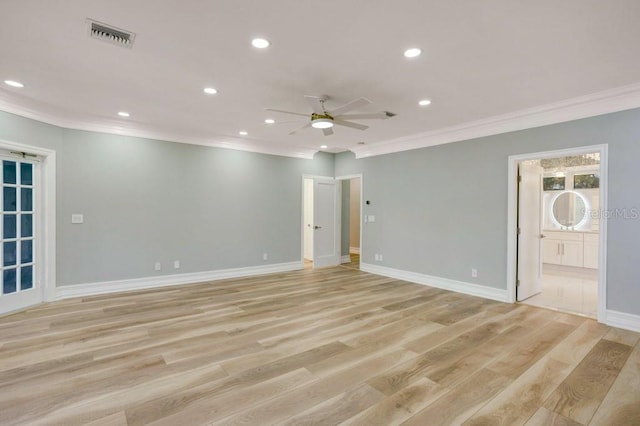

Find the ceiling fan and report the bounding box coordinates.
[266,95,395,136]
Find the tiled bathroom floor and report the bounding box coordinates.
[522,264,598,318]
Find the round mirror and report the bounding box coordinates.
[552,191,587,228]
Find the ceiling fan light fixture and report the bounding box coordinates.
[311,118,334,129]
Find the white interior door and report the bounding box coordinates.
[0,156,41,314]
[313,178,340,268]
[303,178,313,261]
[517,162,544,301]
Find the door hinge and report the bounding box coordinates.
[516,279,520,287]
[517,227,521,235]
[517,175,522,183]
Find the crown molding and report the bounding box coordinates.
[0,95,318,159]
[3,82,640,160]
[351,82,640,158]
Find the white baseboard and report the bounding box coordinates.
[604,309,640,333]
[349,247,360,254]
[361,263,509,303]
[341,255,352,264]
[56,261,303,300]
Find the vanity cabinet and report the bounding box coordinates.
[542,231,597,268]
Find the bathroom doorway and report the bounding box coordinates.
[508,146,607,320]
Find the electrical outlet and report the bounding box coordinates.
[379,254,383,261]
[263,253,268,261]
[154,262,161,271]
[71,214,84,224]
[174,260,180,269]
[471,268,478,278]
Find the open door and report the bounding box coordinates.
[313,178,340,268]
[517,162,544,301]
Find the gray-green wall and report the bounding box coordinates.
[0,111,334,286]
[335,108,640,316]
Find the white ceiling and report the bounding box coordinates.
[1,1,640,158]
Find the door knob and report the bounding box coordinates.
[540,234,546,239]
[314,225,322,230]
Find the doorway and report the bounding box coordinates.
[302,176,341,269]
[339,176,361,270]
[509,146,607,320]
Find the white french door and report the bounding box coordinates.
[0,155,41,313]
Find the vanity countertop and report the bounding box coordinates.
[543,229,599,234]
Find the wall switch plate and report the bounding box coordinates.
[263,253,268,261]
[154,262,161,271]
[379,254,383,261]
[368,215,376,223]
[471,268,478,278]
[71,214,84,224]
[174,260,180,269]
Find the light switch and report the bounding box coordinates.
[368,215,376,223]
[71,214,84,224]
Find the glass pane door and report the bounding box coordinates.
[0,158,37,309]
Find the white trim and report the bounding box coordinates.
[352,83,640,158]
[349,247,360,254]
[340,255,352,264]
[507,144,608,323]
[56,261,302,300]
[335,174,364,269]
[361,263,509,303]
[604,310,640,333]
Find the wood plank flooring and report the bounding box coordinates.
[0,263,638,425]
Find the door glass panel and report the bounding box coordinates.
[3,161,16,184]
[21,188,33,211]
[21,214,32,238]
[3,187,16,211]
[4,214,16,239]
[3,269,16,294]
[4,241,16,266]
[21,240,33,263]
[20,266,33,290]
[20,163,32,185]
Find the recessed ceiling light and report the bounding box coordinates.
[264,118,275,124]
[117,111,130,117]
[320,145,328,149]
[418,99,432,106]
[251,38,270,49]
[404,48,422,58]
[203,87,218,95]
[4,80,24,88]
[239,131,248,136]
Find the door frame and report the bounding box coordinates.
[336,174,363,266]
[0,138,56,313]
[506,144,608,321]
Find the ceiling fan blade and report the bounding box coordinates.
[333,119,369,131]
[304,95,326,114]
[265,108,309,117]
[322,127,334,136]
[336,112,389,120]
[288,122,311,135]
[328,97,371,116]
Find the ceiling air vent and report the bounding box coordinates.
[86,19,135,48]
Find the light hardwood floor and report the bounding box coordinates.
[0,263,638,425]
